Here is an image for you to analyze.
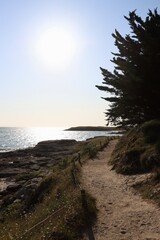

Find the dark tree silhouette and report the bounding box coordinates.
[96,9,160,126]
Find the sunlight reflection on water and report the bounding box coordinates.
[0,127,118,152]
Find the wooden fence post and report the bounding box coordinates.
[81,190,95,240]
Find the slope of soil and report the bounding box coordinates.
[82,140,160,240]
[110,120,160,175]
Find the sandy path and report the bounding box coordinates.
[82,140,160,240]
[0,179,8,192]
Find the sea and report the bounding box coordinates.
[0,127,120,152]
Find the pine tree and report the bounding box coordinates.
[96,9,160,126]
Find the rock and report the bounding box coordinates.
[13,199,21,204]
[35,139,76,150]
[0,190,8,196]
[0,171,19,178]
[0,215,4,223]
[3,195,14,206]
[0,199,3,207]
[0,139,78,210]
[31,177,43,184]
[120,230,127,234]
[29,164,40,170]
[7,183,21,192]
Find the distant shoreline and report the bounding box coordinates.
[65,126,122,131]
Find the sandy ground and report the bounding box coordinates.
[0,179,8,192]
[82,140,160,240]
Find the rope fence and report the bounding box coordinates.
[15,203,71,240]
[14,138,111,240]
[71,151,96,240]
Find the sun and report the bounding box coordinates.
[35,27,76,72]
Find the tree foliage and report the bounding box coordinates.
[96,9,160,126]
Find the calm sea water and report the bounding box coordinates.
[0,127,119,152]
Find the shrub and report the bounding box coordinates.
[142,120,160,144]
[110,120,160,174]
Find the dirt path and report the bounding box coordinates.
[82,140,160,240]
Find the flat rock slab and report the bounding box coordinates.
[0,139,78,208]
[0,139,77,179]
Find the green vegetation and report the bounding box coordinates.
[0,136,110,240]
[96,9,160,126]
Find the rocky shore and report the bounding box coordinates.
[0,139,77,211]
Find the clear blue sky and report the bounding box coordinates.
[0,0,159,127]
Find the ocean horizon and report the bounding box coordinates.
[0,127,119,152]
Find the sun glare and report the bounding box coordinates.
[35,27,76,72]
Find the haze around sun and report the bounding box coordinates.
[34,26,77,72]
[0,0,159,127]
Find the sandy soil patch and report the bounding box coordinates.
[82,140,160,240]
[0,179,8,192]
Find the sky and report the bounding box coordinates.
[0,0,159,127]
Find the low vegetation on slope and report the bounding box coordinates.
[110,120,160,174]
[110,120,160,204]
[0,136,112,240]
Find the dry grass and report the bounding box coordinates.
[0,136,111,240]
[110,120,160,205]
[110,120,160,174]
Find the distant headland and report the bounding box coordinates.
[65,126,121,131]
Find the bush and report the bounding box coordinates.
[142,120,160,144]
[110,120,160,174]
